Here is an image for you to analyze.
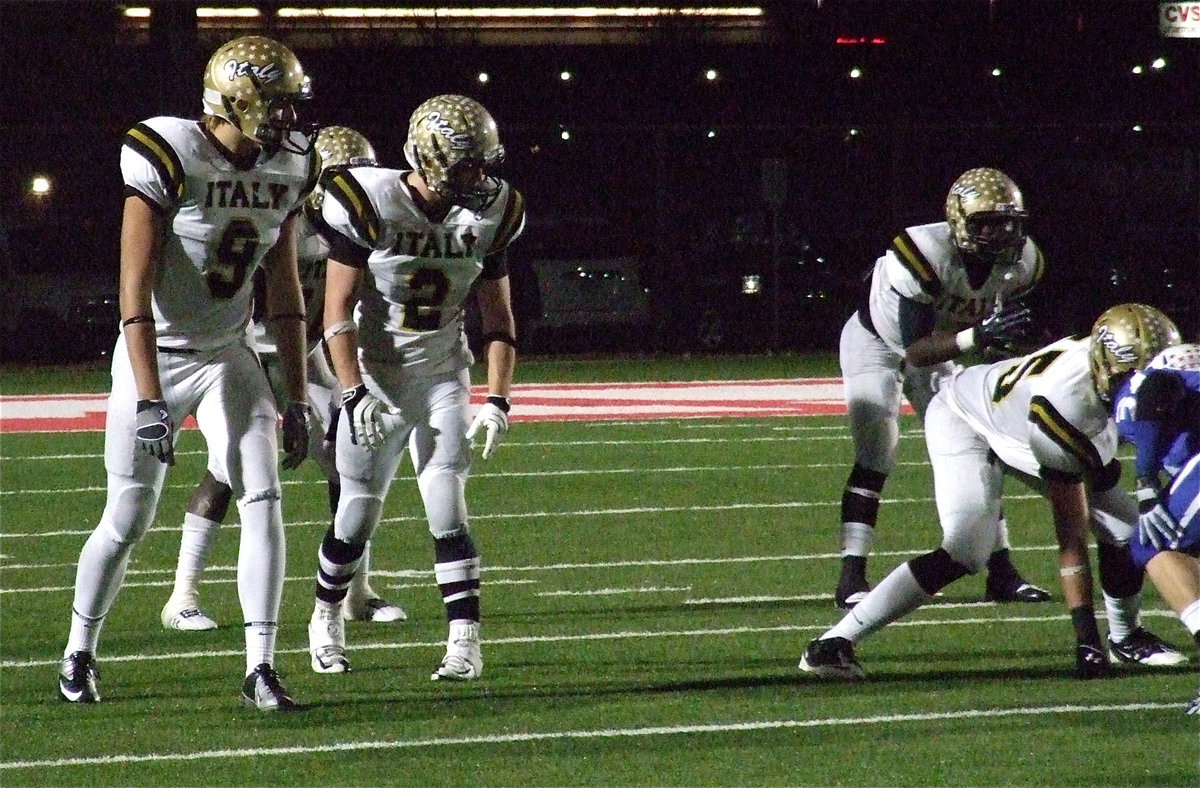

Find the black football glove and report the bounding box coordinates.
[974,303,1032,353]
[281,401,313,470]
[135,399,174,465]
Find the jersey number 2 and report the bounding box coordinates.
[402,268,452,331]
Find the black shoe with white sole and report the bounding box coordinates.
[59,651,100,703]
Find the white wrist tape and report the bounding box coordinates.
[955,328,976,352]
[1060,564,1087,577]
[323,320,358,341]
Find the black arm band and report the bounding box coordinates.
[480,331,518,350]
[268,312,306,322]
[122,315,154,327]
[486,395,511,413]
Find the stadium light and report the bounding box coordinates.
[29,175,52,197]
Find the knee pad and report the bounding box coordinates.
[418,468,469,539]
[940,529,993,575]
[333,493,384,545]
[100,481,159,546]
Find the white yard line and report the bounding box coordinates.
[0,701,1179,771]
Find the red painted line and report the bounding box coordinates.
[0,380,871,434]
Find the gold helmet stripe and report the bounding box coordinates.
[1029,395,1103,471]
[125,123,186,203]
[891,231,942,297]
[488,188,526,255]
[324,170,380,247]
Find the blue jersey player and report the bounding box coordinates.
[1113,342,1200,713]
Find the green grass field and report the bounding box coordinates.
[1,355,1195,787]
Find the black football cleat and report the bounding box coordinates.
[59,651,101,703]
[984,577,1051,603]
[242,663,299,711]
[799,637,865,680]
[1075,643,1111,680]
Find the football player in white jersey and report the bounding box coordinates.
[801,304,1187,680]
[159,126,406,632]
[57,36,320,711]
[1112,342,1200,712]
[306,95,525,681]
[834,168,1050,609]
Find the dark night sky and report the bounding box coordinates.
[1,0,1196,353]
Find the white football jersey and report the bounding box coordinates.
[250,203,330,355]
[120,117,320,350]
[943,336,1116,479]
[321,166,525,376]
[866,221,1044,355]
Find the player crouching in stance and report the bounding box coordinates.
[1113,342,1200,712]
[306,95,524,680]
[58,36,318,710]
[834,168,1049,610]
[801,304,1188,680]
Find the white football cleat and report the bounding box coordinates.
[431,620,483,681]
[161,592,218,631]
[308,605,351,674]
[1108,628,1189,667]
[344,594,408,623]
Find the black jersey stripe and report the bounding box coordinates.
[124,123,185,204]
[1029,395,1103,471]
[489,188,526,254]
[891,231,942,297]
[301,150,321,200]
[323,170,380,247]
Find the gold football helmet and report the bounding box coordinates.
[202,35,314,154]
[404,94,504,211]
[1088,303,1182,401]
[314,126,377,170]
[308,126,378,212]
[945,168,1027,268]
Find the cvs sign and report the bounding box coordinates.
[1161,2,1200,36]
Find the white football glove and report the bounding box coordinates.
[466,397,510,460]
[340,384,397,449]
[135,399,174,465]
[1135,483,1182,550]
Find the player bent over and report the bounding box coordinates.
[1113,342,1200,712]
[801,304,1187,680]
[834,168,1049,609]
